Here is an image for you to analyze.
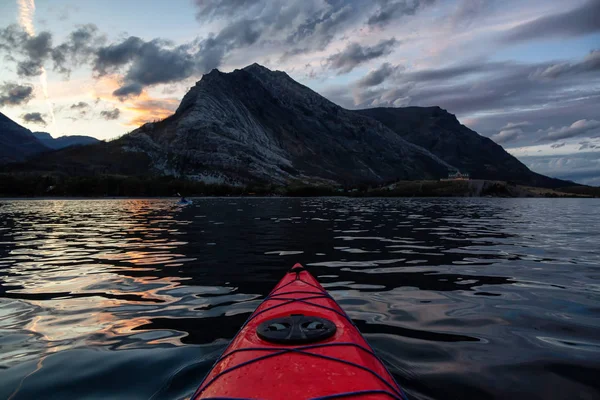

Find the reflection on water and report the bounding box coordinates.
[0,198,599,399]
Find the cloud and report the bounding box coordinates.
[100,108,120,120]
[357,62,402,87]
[450,0,494,30]
[491,129,521,144]
[504,0,600,42]
[70,101,89,110]
[93,36,144,75]
[327,38,398,73]
[94,37,196,97]
[542,119,600,141]
[491,122,531,144]
[518,151,600,185]
[51,24,105,76]
[0,24,103,78]
[113,82,144,99]
[530,49,600,80]
[194,0,260,20]
[551,142,566,149]
[194,0,370,65]
[22,112,47,126]
[196,18,263,72]
[0,25,27,52]
[286,2,359,50]
[367,0,436,27]
[502,122,532,130]
[579,141,598,151]
[69,101,90,118]
[341,51,600,125]
[18,31,52,77]
[194,0,421,63]
[0,82,34,106]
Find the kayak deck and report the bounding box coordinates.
[193,264,406,400]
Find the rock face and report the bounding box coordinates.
[0,112,49,164]
[355,107,571,188]
[32,132,99,150]
[122,64,451,184]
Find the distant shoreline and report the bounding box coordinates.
[1,176,597,199]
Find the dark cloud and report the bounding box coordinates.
[0,24,103,78]
[325,50,600,149]
[16,59,43,76]
[579,141,598,151]
[197,18,262,72]
[94,37,196,97]
[70,101,90,110]
[357,62,402,87]
[52,24,105,76]
[327,38,397,73]
[0,82,34,106]
[22,112,47,126]
[93,36,144,75]
[368,0,436,27]
[4,31,54,77]
[195,1,362,68]
[113,82,144,99]
[70,101,90,117]
[287,2,357,50]
[124,42,195,86]
[504,0,600,42]
[0,25,28,52]
[100,108,121,120]
[347,53,600,116]
[194,0,409,63]
[551,142,566,149]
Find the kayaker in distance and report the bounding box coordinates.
[177,193,190,204]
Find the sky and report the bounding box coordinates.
[0,0,599,185]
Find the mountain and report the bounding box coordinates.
[128,64,455,184]
[32,132,99,150]
[0,112,48,164]
[4,64,573,188]
[0,112,100,165]
[13,64,452,184]
[355,106,571,188]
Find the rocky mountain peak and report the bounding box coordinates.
[126,63,453,184]
[7,63,573,188]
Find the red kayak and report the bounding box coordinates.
[192,264,407,399]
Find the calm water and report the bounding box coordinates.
[0,198,599,400]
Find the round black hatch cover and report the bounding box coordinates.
[257,314,336,344]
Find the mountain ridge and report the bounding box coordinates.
[355,106,569,188]
[0,112,100,163]
[1,64,575,188]
[0,112,49,164]
[32,132,100,150]
[116,64,452,184]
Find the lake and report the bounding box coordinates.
[0,198,599,399]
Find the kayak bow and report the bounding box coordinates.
[192,264,406,400]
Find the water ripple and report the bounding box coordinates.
[1,198,599,400]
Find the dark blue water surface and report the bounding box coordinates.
[0,198,599,400]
